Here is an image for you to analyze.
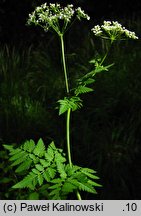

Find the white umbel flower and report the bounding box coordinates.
[92,21,138,41]
[27,3,90,35]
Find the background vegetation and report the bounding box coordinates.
[0,0,141,199]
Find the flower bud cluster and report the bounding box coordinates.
[27,3,90,34]
[91,21,138,41]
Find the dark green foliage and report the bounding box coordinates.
[3,139,101,199]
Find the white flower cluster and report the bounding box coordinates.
[27,3,90,34]
[91,21,138,41]
[76,7,90,20]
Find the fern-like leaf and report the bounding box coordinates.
[29,153,39,163]
[75,85,93,96]
[56,161,67,179]
[33,138,45,157]
[12,172,37,189]
[58,96,83,115]
[9,150,24,161]
[3,144,15,152]
[4,138,102,199]
[49,189,61,200]
[50,178,63,184]
[70,179,97,194]
[81,168,100,180]
[35,164,44,172]
[23,139,35,152]
[40,159,50,168]
[15,158,32,173]
[88,179,102,187]
[47,167,56,179]
[43,170,51,182]
[38,174,44,186]
[11,153,28,167]
[82,167,97,173]
[62,181,77,193]
[45,142,55,162]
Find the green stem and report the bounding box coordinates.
[76,190,82,200]
[66,108,72,167]
[60,33,82,200]
[100,41,113,65]
[67,108,82,200]
[60,34,69,94]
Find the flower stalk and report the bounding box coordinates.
[60,34,69,94]
[60,33,82,200]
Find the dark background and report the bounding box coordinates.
[0,0,141,200]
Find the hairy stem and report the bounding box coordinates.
[60,33,82,200]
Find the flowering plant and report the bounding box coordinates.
[4,3,138,200]
[27,3,90,35]
[92,21,138,42]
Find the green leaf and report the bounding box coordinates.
[28,192,39,200]
[88,179,102,187]
[49,141,56,150]
[33,138,45,157]
[75,85,93,96]
[62,182,77,193]
[9,150,24,161]
[78,182,97,194]
[43,170,51,182]
[32,168,41,175]
[49,183,62,190]
[29,154,39,163]
[54,151,67,179]
[11,153,28,166]
[56,161,67,179]
[49,188,61,196]
[81,167,97,174]
[48,167,56,179]
[35,164,44,172]
[65,165,80,176]
[58,96,83,115]
[58,97,69,115]
[38,174,44,186]
[70,179,97,194]
[81,169,100,180]
[23,139,35,152]
[40,159,50,168]
[50,192,61,200]
[9,148,22,156]
[83,78,95,85]
[3,144,14,152]
[12,172,36,189]
[50,178,63,184]
[45,144,54,162]
[55,162,66,178]
[15,158,32,173]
